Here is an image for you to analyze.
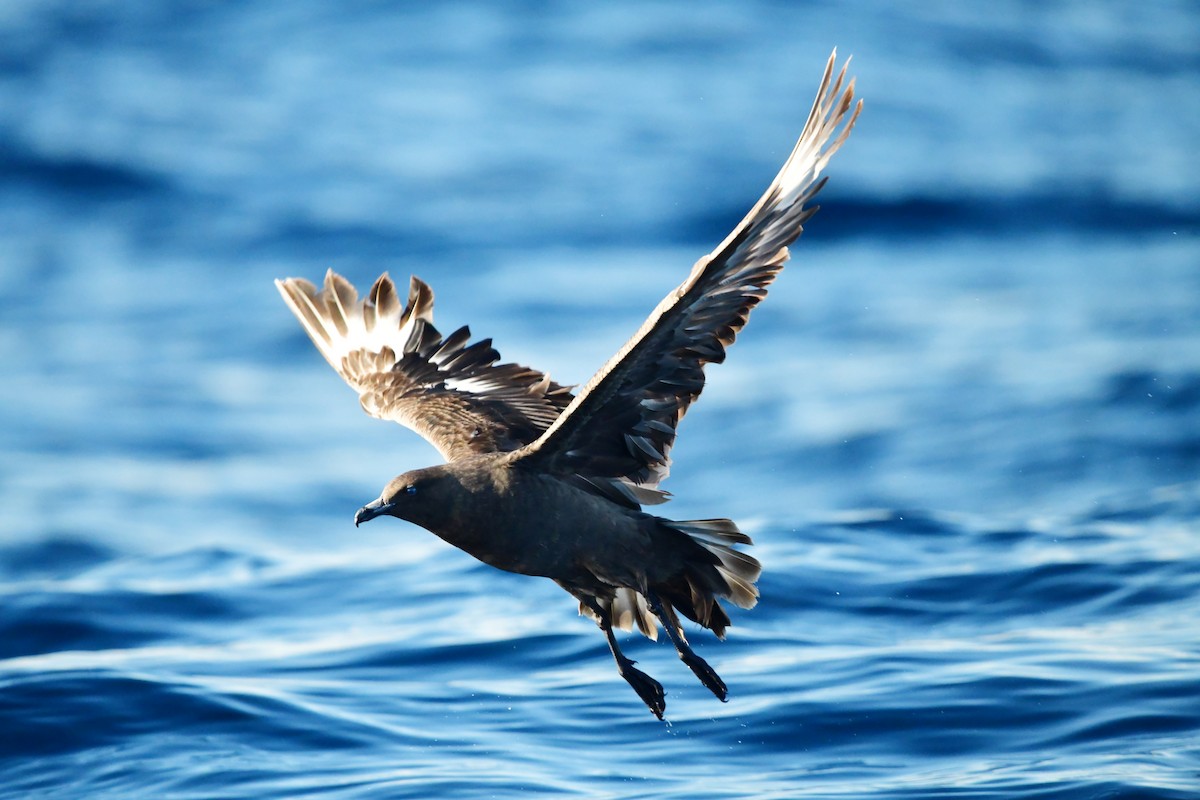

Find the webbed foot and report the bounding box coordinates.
[618,658,667,720]
[681,650,727,701]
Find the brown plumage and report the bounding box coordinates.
[276,50,860,719]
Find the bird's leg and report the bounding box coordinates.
[644,589,728,701]
[581,597,666,720]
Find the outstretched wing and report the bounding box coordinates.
[276,270,573,461]
[512,50,860,507]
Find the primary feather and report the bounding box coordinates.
[513,50,861,505]
[276,270,573,460]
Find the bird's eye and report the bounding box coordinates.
[405,484,418,496]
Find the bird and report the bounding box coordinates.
[276,50,859,720]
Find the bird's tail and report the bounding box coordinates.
[594,517,760,641]
[656,518,760,639]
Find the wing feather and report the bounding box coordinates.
[276,270,573,460]
[512,50,860,504]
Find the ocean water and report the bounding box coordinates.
[2,2,1199,798]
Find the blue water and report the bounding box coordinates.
[2,2,1199,798]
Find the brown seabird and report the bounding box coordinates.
[276,51,859,719]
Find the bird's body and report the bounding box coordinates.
[277,51,860,719]
[372,455,748,614]
[384,455,643,582]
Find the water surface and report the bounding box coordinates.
[1,2,1198,798]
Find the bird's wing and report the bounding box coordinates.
[276,270,573,461]
[512,51,860,507]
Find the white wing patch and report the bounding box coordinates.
[444,375,507,394]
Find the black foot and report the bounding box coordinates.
[620,661,666,720]
[682,650,728,701]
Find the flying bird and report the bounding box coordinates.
[276,51,859,719]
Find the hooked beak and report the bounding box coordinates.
[354,498,392,527]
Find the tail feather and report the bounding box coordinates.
[651,517,761,640]
[575,519,760,641]
[667,518,761,611]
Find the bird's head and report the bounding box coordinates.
[354,465,457,528]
